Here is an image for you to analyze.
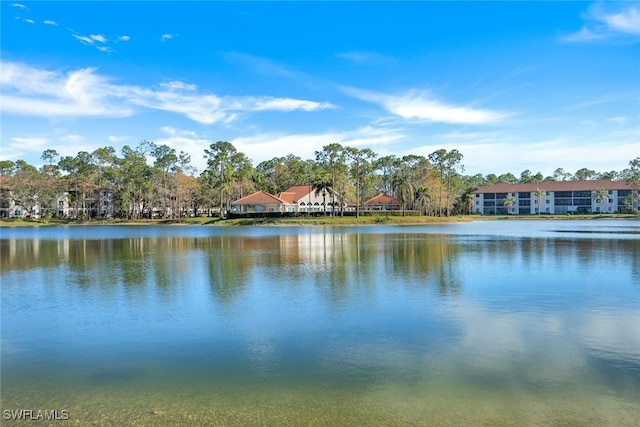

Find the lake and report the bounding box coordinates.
[1,220,639,425]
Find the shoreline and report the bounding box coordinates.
[1,214,638,227]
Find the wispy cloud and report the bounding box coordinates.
[90,34,107,43]
[344,87,507,125]
[1,63,132,117]
[71,32,112,52]
[161,33,176,42]
[12,3,28,9]
[335,51,394,65]
[230,125,405,165]
[607,116,627,125]
[118,35,130,42]
[43,20,58,26]
[0,61,335,125]
[224,52,299,79]
[250,98,333,112]
[562,3,640,42]
[152,124,405,172]
[4,132,108,163]
[108,135,130,143]
[412,134,637,176]
[9,137,48,149]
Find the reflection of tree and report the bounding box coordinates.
[389,234,461,296]
[201,236,253,305]
[3,230,638,307]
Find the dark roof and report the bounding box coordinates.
[474,180,631,194]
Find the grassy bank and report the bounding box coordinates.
[0,215,470,227]
[1,213,637,227]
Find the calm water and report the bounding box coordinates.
[1,220,639,426]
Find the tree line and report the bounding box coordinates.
[1,141,638,219]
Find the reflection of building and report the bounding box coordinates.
[473,180,635,215]
[363,193,400,211]
[232,185,349,214]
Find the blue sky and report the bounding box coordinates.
[1,1,638,176]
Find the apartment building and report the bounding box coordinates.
[473,180,636,215]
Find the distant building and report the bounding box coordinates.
[363,193,400,211]
[277,185,347,214]
[472,180,635,215]
[0,176,118,219]
[232,185,350,215]
[231,191,293,214]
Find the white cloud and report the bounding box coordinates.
[71,32,113,51]
[607,116,627,125]
[411,135,638,177]
[12,3,28,9]
[231,125,404,165]
[161,34,174,41]
[72,34,94,45]
[150,124,404,173]
[224,52,298,79]
[0,62,133,117]
[601,5,640,35]
[43,20,58,26]
[345,87,506,125]
[60,134,81,142]
[160,81,197,91]
[108,135,130,143]
[1,61,334,125]
[335,51,394,64]
[23,18,34,24]
[249,98,334,112]
[9,137,48,149]
[160,126,197,138]
[118,35,130,42]
[563,3,640,42]
[90,34,107,43]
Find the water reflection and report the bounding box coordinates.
[1,224,639,425]
[1,233,469,300]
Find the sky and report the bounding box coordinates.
[1,1,639,177]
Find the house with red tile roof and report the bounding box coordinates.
[231,191,295,214]
[363,193,400,211]
[232,185,349,215]
[472,180,635,214]
[277,185,347,214]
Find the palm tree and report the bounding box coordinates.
[414,185,430,216]
[457,187,477,215]
[534,188,546,215]
[314,181,331,216]
[503,195,516,214]
[592,187,610,214]
[392,167,414,216]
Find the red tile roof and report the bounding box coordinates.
[364,193,400,205]
[474,180,631,194]
[232,191,289,205]
[278,185,314,203]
